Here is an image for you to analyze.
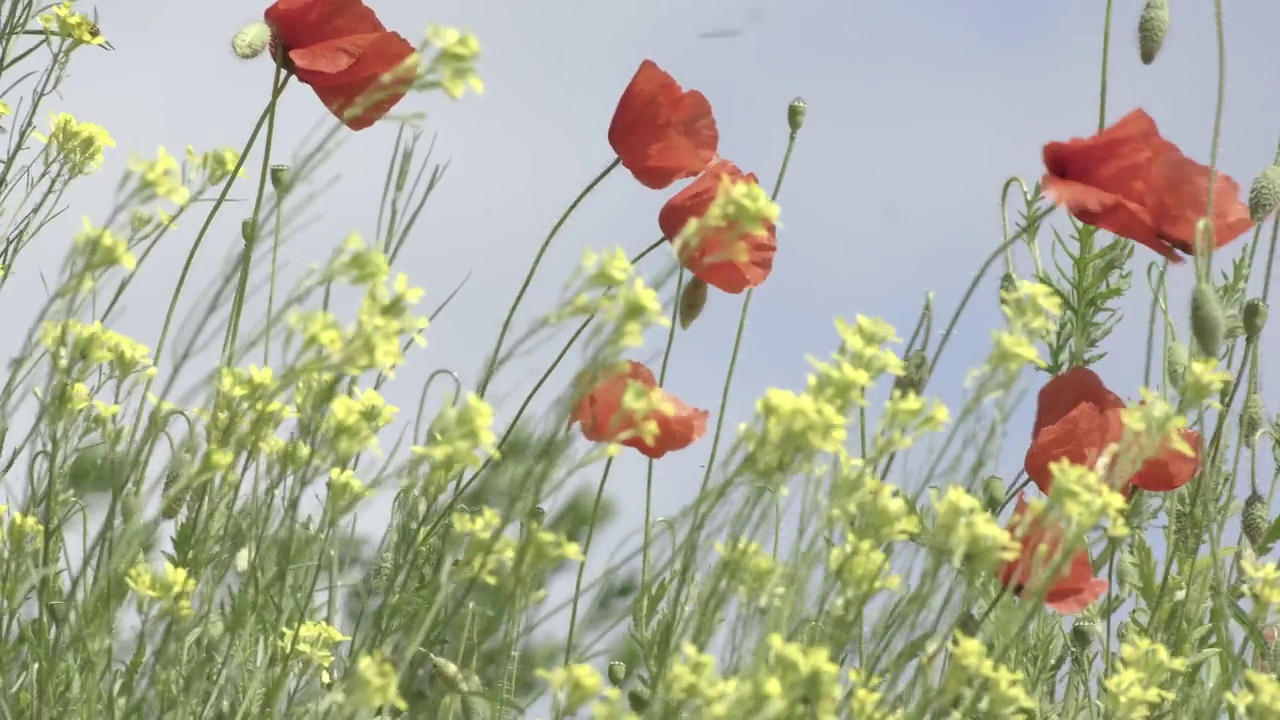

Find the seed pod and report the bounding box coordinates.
[1244,492,1269,551]
[269,164,291,193]
[981,475,1006,513]
[1190,283,1225,358]
[1070,618,1096,652]
[892,349,930,396]
[627,687,651,712]
[678,277,708,330]
[1242,395,1264,449]
[1165,341,1189,389]
[1138,0,1170,65]
[788,97,808,133]
[1245,298,1269,341]
[607,661,626,687]
[1250,166,1280,223]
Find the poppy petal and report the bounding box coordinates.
[1031,367,1125,437]
[1146,151,1255,253]
[608,60,719,189]
[289,32,417,130]
[265,0,385,51]
[1128,429,1200,492]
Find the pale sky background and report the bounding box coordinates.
[14,0,1280,679]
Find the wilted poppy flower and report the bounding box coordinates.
[658,160,777,293]
[998,494,1108,614]
[608,60,719,190]
[1042,109,1253,262]
[264,0,418,131]
[570,360,709,459]
[1024,367,1199,494]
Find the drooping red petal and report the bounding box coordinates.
[608,60,719,190]
[265,0,385,51]
[1031,367,1125,437]
[288,32,417,130]
[1041,108,1253,260]
[1023,403,1121,494]
[657,160,776,293]
[570,360,709,459]
[999,495,1107,615]
[1128,428,1200,492]
[1145,151,1255,253]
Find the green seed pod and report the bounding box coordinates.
[240,218,255,245]
[1245,298,1269,341]
[1138,0,1170,65]
[1244,492,1269,551]
[607,661,627,687]
[1190,283,1225,358]
[892,349,930,396]
[1243,395,1264,449]
[998,271,1017,300]
[231,21,272,60]
[1165,341,1189,389]
[981,475,1006,513]
[1070,618,1096,652]
[787,97,807,133]
[1250,166,1280,223]
[627,687,651,713]
[269,164,291,193]
[678,277,708,330]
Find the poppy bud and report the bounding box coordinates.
[1137,0,1170,65]
[678,277,708,330]
[627,687,651,712]
[1242,394,1264,449]
[998,271,1017,299]
[981,475,1005,513]
[607,661,627,686]
[241,218,255,245]
[1250,166,1280,223]
[1220,371,1235,406]
[892,349,930,396]
[1245,298,1269,341]
[1244,492,1269,550]
[1165,341,1189,389]
[787,96,807,134]
[269,164,291,193]
[1070,618,1096,652]
[1189,282,1225,358]
[231,21,272,60]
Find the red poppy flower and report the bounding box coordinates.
[264,0,418,131]
[998,494,1108,615]
[1041,109,1253,262]
[608,60,719,190]
[657,160,777,293]
[570,360,709,459]
[1023,367,1199,494]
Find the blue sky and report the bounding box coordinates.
[15,0,1280,672]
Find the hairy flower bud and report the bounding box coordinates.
[678,276,708,330]
[1250,166,1280,223]
[1242,394,1264,449]
[1138,0,1170,65]
[1190,282,1225,358]
[1244,298,1268,341]
[892,349,930,396]
[627,687,651,712]
[1244,492,1269,551]
[231,21,272,60]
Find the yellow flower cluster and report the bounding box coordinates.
[1102,635,1187,718]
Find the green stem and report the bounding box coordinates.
[477,157,620,397]
[562,457,614,665]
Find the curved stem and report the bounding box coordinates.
[478,157,620,397]
[562,457,613,665]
